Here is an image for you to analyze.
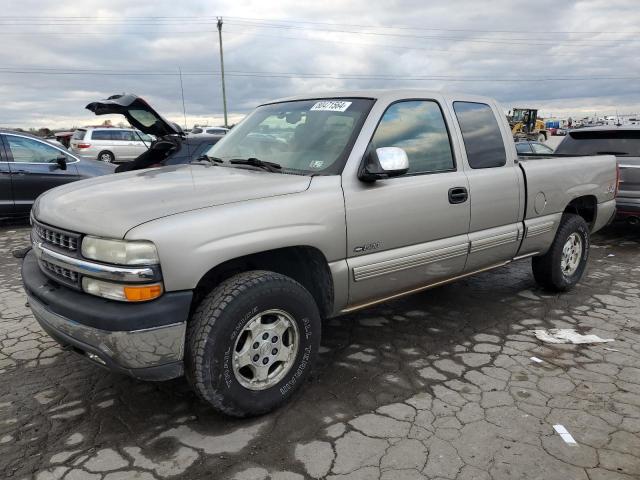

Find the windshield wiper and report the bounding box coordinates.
[191,154,223,164]
[229,157,282,172]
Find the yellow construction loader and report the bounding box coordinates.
[509,108,547,141]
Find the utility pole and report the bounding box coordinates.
[217,17,228,128]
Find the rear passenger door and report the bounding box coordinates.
[0,137,14,215]
[343,99,471,307]
[450,101,523,272]
[111,130,134,160]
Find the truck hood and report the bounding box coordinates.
[33,165,312,238]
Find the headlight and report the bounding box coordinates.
[81,236,159,265]
[82,278,163,302]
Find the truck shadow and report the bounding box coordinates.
[0,221,637,478]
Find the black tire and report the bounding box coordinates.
[98,150,114,163]
[537,133,546,142]
[532,213,590,292]
[185,270,321,417]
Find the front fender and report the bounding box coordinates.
[125,176,346,292]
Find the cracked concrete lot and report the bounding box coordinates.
[1,221,640,480]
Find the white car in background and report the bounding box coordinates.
[189,126,228,136]
[69,127,153,163]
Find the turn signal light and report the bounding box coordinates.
[124,284,163,302]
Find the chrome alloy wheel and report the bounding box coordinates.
[232,309,299,391]
[560,233,583,276]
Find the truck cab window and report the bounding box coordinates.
[371,100,455,174]
[453,102,507,169]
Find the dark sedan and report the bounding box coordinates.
[515,140,554,155]
[0,130,115,218]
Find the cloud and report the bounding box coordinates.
[1,0,638,128]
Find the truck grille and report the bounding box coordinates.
[39,259,80,287]
[33,221,80,252]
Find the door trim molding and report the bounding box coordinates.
[469,230,519,254]
[352,242,468,282]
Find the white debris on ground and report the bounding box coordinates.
[553,425,578,445]
[531,328,614,344]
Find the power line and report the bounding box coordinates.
[1,14,639,36]
[220,28,625,60]
[223,20,638,47]
[0,67,636,82]
[0,20,633,47]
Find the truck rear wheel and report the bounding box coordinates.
[532,213,590,291]
[185,270,321,417]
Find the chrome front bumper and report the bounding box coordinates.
[28,293,186,380]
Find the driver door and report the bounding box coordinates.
[342,99,471,308]
[4,134,79,214]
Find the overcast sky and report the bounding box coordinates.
[1,0,638,129]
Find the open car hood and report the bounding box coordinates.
[85,94,182,137]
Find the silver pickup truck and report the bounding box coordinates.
[22,90,617,417]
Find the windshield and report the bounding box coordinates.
[555,130,640,156]
[204,98,373,174]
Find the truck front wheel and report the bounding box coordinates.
[185,270,321,417]
[532,213,590,291]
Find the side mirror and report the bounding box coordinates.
[55,155,67,170]
[358,147,409,182]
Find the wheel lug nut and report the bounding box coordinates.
[271,336,278,343]
[253,355,259,362]
[272,348,278,355]
[252,342,259,349]
[262,333,269,340]
[262,357,269,365]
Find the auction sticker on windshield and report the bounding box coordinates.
[310,101,352,112]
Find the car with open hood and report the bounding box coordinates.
[82,94,190,171]
[22,90,617,417]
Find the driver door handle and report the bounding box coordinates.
[448,186,468,204]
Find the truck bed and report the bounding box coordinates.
[517,153,616,219]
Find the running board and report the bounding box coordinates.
[341,260,511,314]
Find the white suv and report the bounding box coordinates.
[69,127,153,163]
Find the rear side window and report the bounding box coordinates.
[72,129,86,140]
[454,102,506,168]
[91,130,112,140]
[555,130,640,156]
[371,100,455,175]
[115,130,135,141]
